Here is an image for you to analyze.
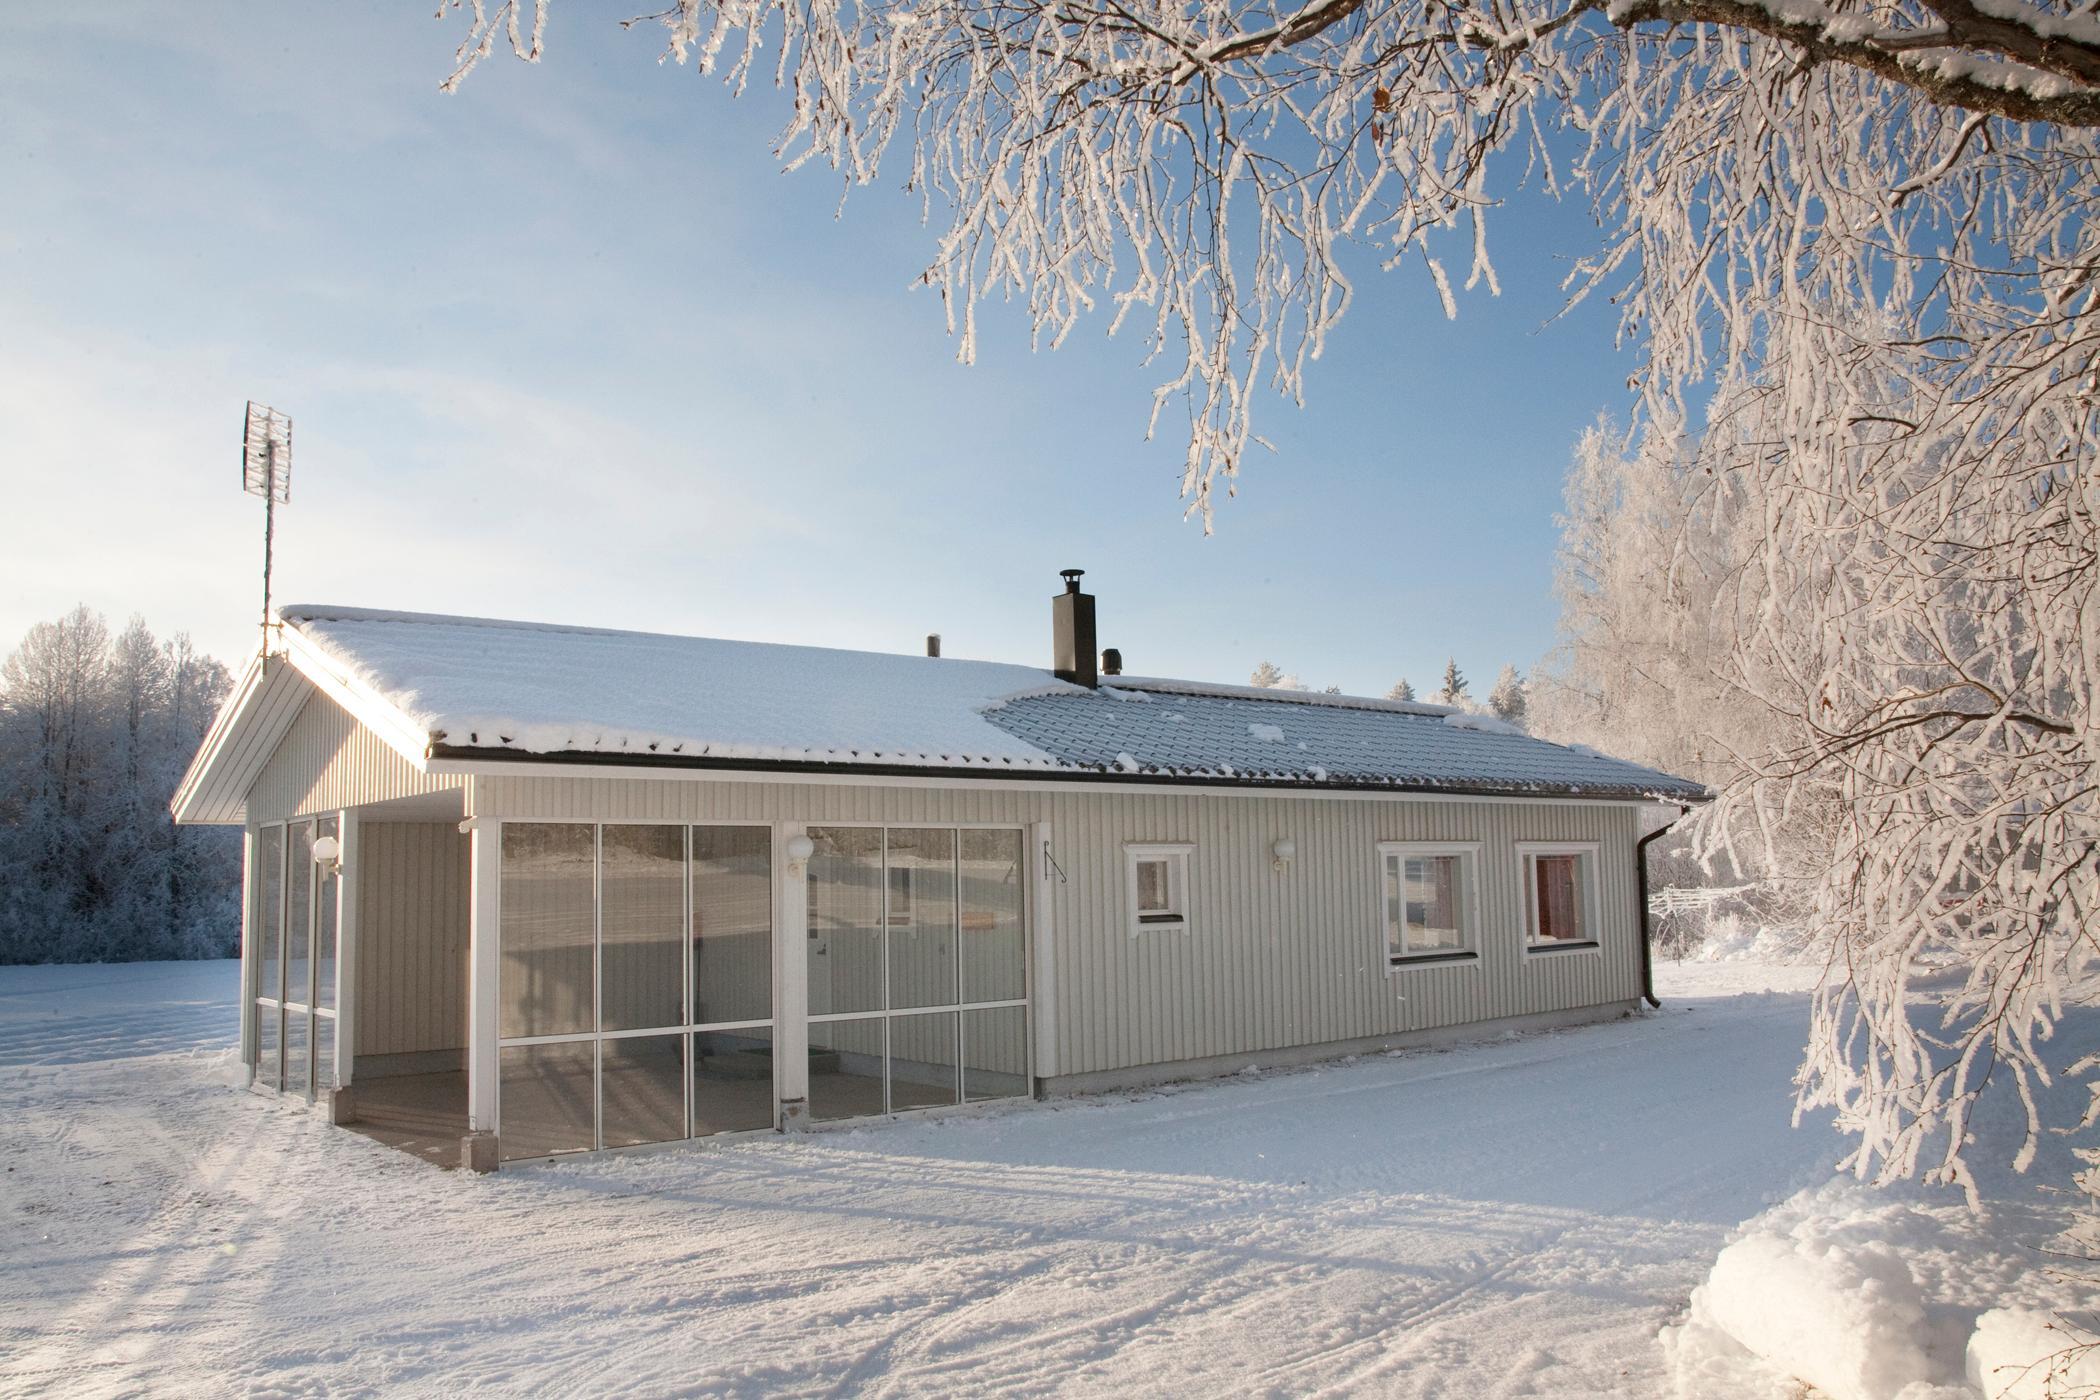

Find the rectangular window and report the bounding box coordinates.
[692,826,773,1027]
[599,824,685,1033]
[499,822,597,1040]
[1519,844,1599,950]
[1379,842,1480,963]
[497,821,779,1158]
[1126,844,1192,932]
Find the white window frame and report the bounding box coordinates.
[1125,843,1193,934]
[1377,841,1482,966]
[1516,841,1603,954]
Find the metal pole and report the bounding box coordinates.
[261,438,275,656]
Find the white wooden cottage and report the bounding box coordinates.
[174,573,1705,1169]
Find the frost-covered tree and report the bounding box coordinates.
[1487,665,1527,730]
[0,609,239,964]
[1249,661,1285,689]
[1532,420,1828,926]
[1386,678,1416,703]
[1543,358,2092,1209]
[1434,658,1469,708]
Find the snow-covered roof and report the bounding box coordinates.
[250,605,1706,802]
[284,605,1072,771]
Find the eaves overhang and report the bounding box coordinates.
[428,742,1712,804]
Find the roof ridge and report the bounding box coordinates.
[279,604,1055,676]
[1111,675,1458,717]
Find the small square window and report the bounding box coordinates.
[1379,843,1479,962]
[1126,845,1191,932]
[1519,844,1598,950]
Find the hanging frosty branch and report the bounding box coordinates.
[441,0,2099,524]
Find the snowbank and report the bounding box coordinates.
[1692,914,1814,966]
[1969,1308,2100,1398]
[1665,1181,2099,1400]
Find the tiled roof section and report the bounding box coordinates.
[982,685,1709,800]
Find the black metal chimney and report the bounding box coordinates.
[926,633,941,658]
[1052,569,1098,688]
[1101,647,1123,676]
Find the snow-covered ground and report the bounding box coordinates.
[0,958,2086,1397]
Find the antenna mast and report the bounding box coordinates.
[241,402,294,656]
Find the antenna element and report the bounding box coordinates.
[241,402,293,655]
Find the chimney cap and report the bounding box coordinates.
[1059,568,1086,593]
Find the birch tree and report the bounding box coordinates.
[442,0,2100,1201]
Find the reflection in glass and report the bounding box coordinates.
[284,1006,310,1100]
[286,821,313,1007]
[808,1017,886,1120]
[692,827,772,1026]
[500,823,596,1039]
[959,830,1025,1003]
[808,828,883,1016]
[888,1011,958,1110]
[601,1035,685,1147]
[256,824,284,1005]
[1388,853,1467,956]
[694,1027,776,1135]
[315,818,339,1011]
[1531,854,1587,944]
[255,1000,280,1090]
[601,825,685,1032]
[315,1012,336,1093]
[501,1041,596,1160]
[963,1006,1029,1101]
[886,829,957,1010]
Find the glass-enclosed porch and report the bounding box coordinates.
[240,813,1036,1166]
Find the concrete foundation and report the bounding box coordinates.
[460,1130,500,1174]
[1038,999,1641,1097]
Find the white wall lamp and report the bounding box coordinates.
[312,834,343,878]
[785,833,815,876]
[1271,837,1296,872]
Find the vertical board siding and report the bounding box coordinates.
[247,694,464,822]
[474,773,1642,1079]
[354,822,470,1058]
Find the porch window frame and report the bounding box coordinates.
[246,813,341,1101]
[801,821,1034,1118]
[492,818,780,1156]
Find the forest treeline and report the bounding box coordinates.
[0,607,240,964]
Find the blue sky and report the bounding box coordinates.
[0,6,1633,697]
